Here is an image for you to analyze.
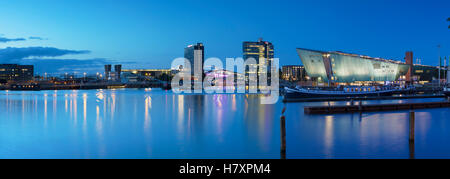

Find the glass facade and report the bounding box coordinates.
[243,39,274,66]
[297,48,410,83]
[184,43,204,76]
[243,38,275,84]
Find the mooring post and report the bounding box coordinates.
[281,106,287,159]
[359,100,363,111]
[409,111,415,142]
[409,111,415,159]
[328,101,331,113]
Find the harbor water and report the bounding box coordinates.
[0,89,449,159]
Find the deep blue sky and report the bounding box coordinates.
[0,0,449,74]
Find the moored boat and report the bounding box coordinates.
[284,86,412,98]
[444,86,450,97]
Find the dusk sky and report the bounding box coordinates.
[0,0,449,74]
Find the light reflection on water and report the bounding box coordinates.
[0,89,449,159]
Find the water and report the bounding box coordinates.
[0,89,449,159]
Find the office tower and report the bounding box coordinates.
[243,38,275,86]
[105,65,112,80]
[243,38,274,72]
[114,65,122,81]
[184,43,204,78]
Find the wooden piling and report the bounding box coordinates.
[409,111,415,159]
[280,107,287,159]
[409,111,415,142]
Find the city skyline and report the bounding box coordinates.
[0,0,449,74]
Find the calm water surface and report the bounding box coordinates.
[0,89,449,159]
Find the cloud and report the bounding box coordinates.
[0,37,26,43]
[29,36,48,40]
[0,47,90,62]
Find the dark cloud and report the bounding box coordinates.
[0,37,26,43]
[0,47,90,62]
[29,36,47,40]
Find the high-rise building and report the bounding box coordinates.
[405,51,413,84]
[184,43,204,78]
[243,38,274,71]
[243,38,275,85]
[105,64,112,80]
[0,64,34,82]
[282,65,306,82]
[114,65,122,81]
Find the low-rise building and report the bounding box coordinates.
[282,65,306,82]
[0,64,34,82]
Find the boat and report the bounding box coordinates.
[284,86,412,98]
[444,86,450,97]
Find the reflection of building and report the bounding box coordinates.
[282,65,306,82]
[184,43,204,77]
[297,48,440,85]
[0,64,34,82]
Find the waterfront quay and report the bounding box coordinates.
[304,101,450,114]
[283,94,446,103]
[0,81,170,91]
[2,89,450,159]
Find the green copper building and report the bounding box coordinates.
[297,48,411,84]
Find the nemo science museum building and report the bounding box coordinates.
[297,48,411,86]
